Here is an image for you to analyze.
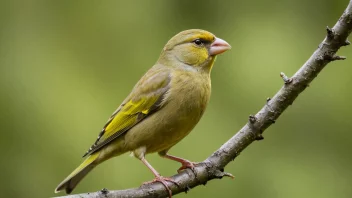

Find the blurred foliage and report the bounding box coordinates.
[1,0,351,198]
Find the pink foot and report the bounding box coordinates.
[142,176,179,198]
[177,160,198,173]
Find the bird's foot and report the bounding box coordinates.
[177,160,198,173]
[142,176,179,198]
[177,160,201,182]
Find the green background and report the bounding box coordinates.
[1,0,351,198]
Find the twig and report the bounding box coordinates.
[57,1,352,197]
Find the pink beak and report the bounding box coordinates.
[209,37,231,55]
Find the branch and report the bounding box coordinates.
[58,1,352,198]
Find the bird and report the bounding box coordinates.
[55,29,231,197]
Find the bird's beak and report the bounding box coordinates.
[209,37,231,56]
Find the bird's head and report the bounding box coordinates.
[159,29,231,71]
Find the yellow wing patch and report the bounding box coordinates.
[104,96,159,136]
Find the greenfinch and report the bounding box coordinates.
[55,29,231,197]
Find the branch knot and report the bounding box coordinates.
[326,26,335,39]
[280,72,292,84]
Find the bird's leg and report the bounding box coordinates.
[141,157,179,198]
[159,153,198,173]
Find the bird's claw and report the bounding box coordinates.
[177,161,201,182]
[142,176,179,198]
[177,161,198,173]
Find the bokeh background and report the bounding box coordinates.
[1,0,351,198]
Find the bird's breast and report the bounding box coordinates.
[169,70,210,115]
[159,70,211,140]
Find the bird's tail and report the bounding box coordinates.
[55,152,100,194]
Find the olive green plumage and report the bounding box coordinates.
[55,29,231,194]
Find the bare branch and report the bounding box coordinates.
[57,1,352,198]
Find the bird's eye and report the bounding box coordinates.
[193,39,203,46]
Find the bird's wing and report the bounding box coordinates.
[83,66,171,157]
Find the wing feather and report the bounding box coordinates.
[83,66,170,157]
